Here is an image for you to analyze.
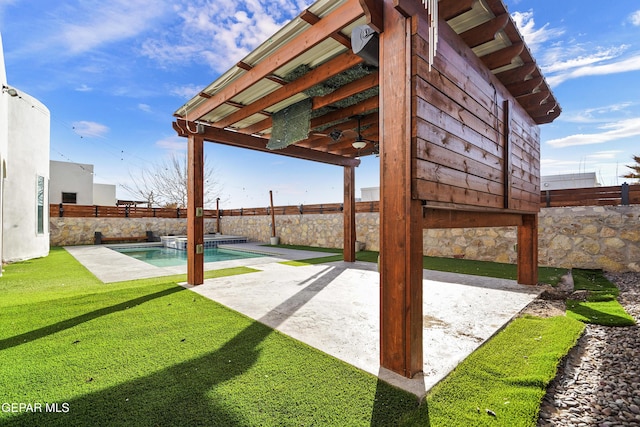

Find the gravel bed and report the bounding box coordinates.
[537,272,640,427]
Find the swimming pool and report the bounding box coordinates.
[113,246,265,267]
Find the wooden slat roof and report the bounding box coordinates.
[174,0,560,165]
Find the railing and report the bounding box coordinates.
[540,183,640,208]
[50,201,380,219]
[50,184,639,219]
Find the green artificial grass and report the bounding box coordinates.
[565,269,635,326]
[0,248,418,426]
[400,316,585,427]
[0,247,598,425]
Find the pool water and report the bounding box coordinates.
[114,246,265,267]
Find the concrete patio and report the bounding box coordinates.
[66,243,541,398]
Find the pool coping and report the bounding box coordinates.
[64,242,337,283]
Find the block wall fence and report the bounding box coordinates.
[50,205,640,272]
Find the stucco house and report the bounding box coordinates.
[0,34,50,266]
[49,160,117,207]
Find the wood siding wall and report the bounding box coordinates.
[411,15,540,213]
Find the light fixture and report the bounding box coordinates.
[352,140,367,149]
[2,85,18,97]
[351,115,368,150]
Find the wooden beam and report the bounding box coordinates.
[531,104,561,124]
[423,209,524,228]
[480,41,524,71]
[394,0,474,20]
[310,95,379,129]
[379,0,423,379]
[236,83,379,136]
[505,76,543,97]
[343,166,356,262]
[516,90,550,109]
[517,214,538,285]
[459,14,509,48]
[301,10,352,48]
[187,133,204,285]
[185,0,363,121]
[312,71,379,110]
[439,0,475,20]
[359,0,383,32]
[503,100,512,209]
[174,120,360,167]
[215,51,363,129]
[494,62,536,85]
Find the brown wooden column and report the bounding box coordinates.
[187,133,204,285]
[343,165,356,262]
[379,0,423,378]
[517,213,538,285]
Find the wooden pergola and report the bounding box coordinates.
[173,0,560,378]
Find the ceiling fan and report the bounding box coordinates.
[311,114,377,149]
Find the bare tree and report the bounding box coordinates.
[622,154,640,183]
[122,153,223,208]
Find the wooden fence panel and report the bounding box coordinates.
[49,187,637,220]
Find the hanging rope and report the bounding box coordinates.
[422,0,439,70]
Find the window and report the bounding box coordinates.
[62,192,77,204]
[37,176,45,234]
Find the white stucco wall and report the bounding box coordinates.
[0,34,8,268]
[49,160,94,205]
[2,88,50,262]
[93,183,116,206]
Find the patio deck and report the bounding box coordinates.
[66,242,541,398]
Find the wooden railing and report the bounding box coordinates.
[540,183,640,208]
[50,201,380,219]
[50,185,639,219]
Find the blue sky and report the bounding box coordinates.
[1,1,639,208]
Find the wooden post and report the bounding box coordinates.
[517,214,538,285]
[269,190,276,237]
[343,165,356,262]
[379,0,423,378]
[187,133,204,285]
[216,197,221,233]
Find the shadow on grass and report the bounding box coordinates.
[566,300,636,326]
[5,320,272,427]
[370,378,427,426]
[0,286,186,351]
[6,263,417,426]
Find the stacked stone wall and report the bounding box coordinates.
[50,206,640,272]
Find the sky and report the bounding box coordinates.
[1,0,639,208]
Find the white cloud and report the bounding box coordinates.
[170,84,203,100]
[55,0,168,54]
[541,45,627,74]
[75,84,93,92]
[72,121,109,138]
[511,10,564,54]
[546,117,640,148]
[138,103,152,113]
[586,150,623,160]
[141,0,314,72]
[561,102,634,123]
[547,53,640,86]
[155,136,187,151]
[630,10,640,26]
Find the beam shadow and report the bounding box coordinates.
[0,286,185,351]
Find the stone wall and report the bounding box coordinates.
[50,217,219,246]
[50,205,640,272]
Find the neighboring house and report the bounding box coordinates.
[49,160,116,206]
[360,187,379,202]
[541,172,599,191]
[0,34,50,266]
